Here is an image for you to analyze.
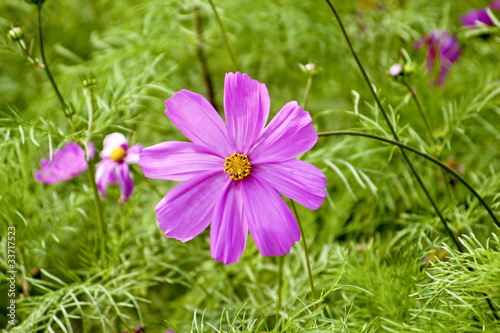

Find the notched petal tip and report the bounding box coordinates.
[250,101,317,164]
[224,71,271,153]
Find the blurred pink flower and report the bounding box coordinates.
[139,72,327,265]
[489,0,500,11]
[415,30,461,86]
[461,9,493,27]
[461,1,500,28]
[96,133,142,203]
[35,141,94,184]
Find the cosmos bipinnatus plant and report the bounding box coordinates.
[3,0,500,331]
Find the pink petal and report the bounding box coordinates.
[101,133,128,157]
[116,163,134,204]
[156,171,230,242]
[124,144,142,164]
[253,159,327,210]
[35,142,89,184]
[210,181,248,265]
[242,175,300,256]
[224,72,270,153]
[249,101,317,164]
[138,141,224,181]
[165,90,232,157]
[95,159,117,197]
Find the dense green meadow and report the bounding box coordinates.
[1,0,500,331]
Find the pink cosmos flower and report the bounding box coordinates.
[461,2,500,28]
[415,30,461,86]
[491,0,500,11]
[461,9,493,27]
[35,141,94,184]
[95,133,142,203]
[138,72,327,265]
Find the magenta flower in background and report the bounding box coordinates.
[461,9,493,27]
[95,133,142,203]
[138,72,327,265]
[490,0,500,11]
[35,141,94,184]
[415,30,461,86]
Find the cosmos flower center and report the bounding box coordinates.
[110,147,127,162]
[224,153,252,180]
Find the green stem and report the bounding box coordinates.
[18,39,42,66]
[87,158,106,260]
[324,0,461,252]
[194,6,218,111]
[83,87,105,260]
[401,77,454,201]
[317,131,500,230]
[207,0,239,71]
[37,4,69,116]
[401,78,434,144]
[302,75,313,110]
[276,255,283,331]
[85,87,94,134]
[290,200,316,308]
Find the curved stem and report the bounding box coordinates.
[317,131,500,230]
[290,200,316,308]
[401,77,454,201]
[324,0,461,252]
[207,0,239,71]
[37,5,68,115]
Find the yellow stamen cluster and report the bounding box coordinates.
[224,152,252,180]
[110,147,127,162]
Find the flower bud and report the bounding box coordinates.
[389,63,403,77]
[305,63,316,73]
[8,27,23,41]
[82,78,97,88]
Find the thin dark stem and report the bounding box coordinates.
[207,0,239,71]
[401,78,434,144]
[290,200,316,308]
[37,5,68,115]
[401,77,454,201]
[319,130,500,319]
[324,0,460,252]
[317,131,500,230]
[194,7,218,111]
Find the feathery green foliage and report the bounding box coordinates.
[1,0,500,331]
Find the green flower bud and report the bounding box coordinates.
[8,27,23,41]
[83,78,97,88]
